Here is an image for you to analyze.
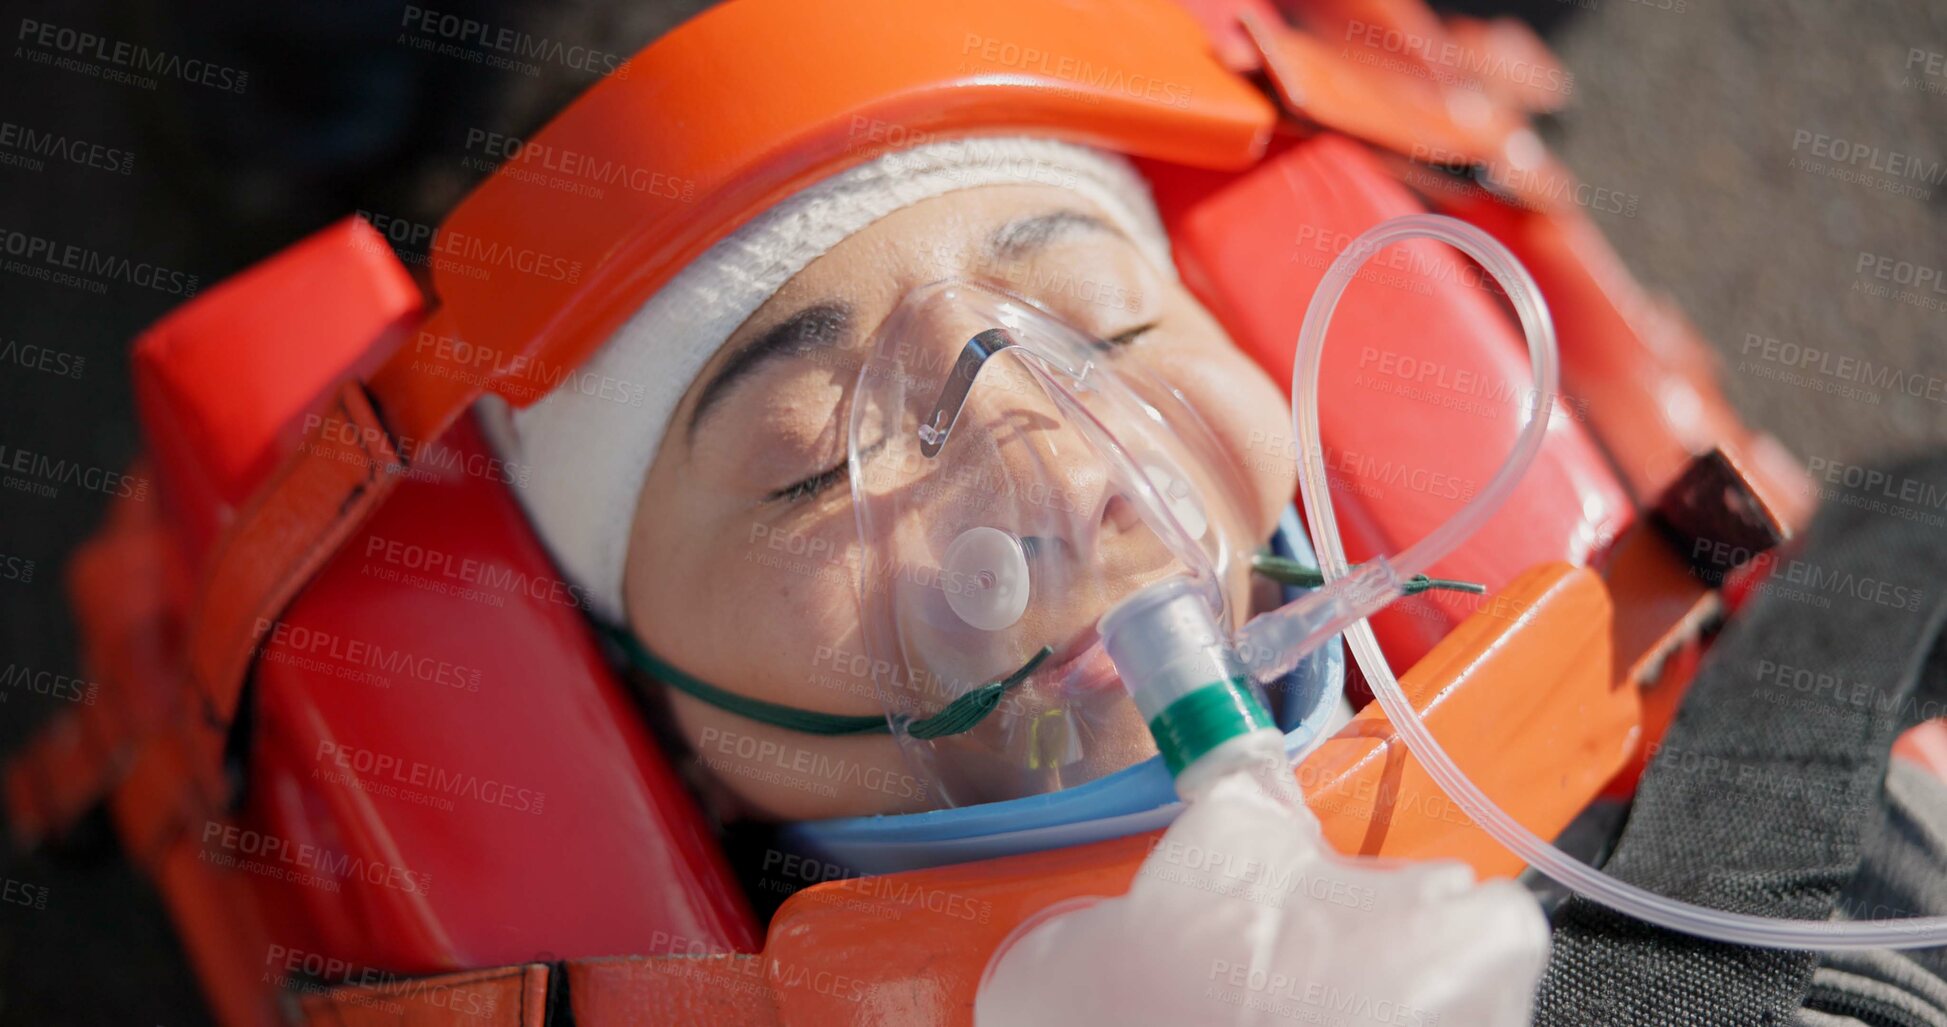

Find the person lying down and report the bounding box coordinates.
[484,137,1314,822]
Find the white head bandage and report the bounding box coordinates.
[481,136,1173,622]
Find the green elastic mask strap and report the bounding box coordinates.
[602,623,1052,740]
[1251,552,1487,597]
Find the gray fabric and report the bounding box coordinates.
[1535,454,1947,1026]
[1793,763,1947,1023]
[1802,966,1947,1027]
[1827,762,1947,982]
[1797,762,1947,1027]
[1797,1009,1873,1027]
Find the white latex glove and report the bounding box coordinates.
[975,771,1549,1027]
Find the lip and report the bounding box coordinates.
[1040,625,1123,700]
[1046,625,1099,669]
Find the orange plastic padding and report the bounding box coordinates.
[3,476,199,848]
[608,563,1633,1027]
[4,712,115,851]
[1416,188,1764,507]
[397,0,1273,441]
[1417,181,1815,534]
[1441,15,1573,114]
[1143,134,1633,673]
[1249,19,1809,527]
[148,800,284,1027]
[1170,0,1285,73]
[1244,12,1546,181]
[1246,5,1596,217]
[1275,0,1573,152]
[1275,0,1453,53]
[106,726,221,871]
[1604,525,1720,691]
[1597,523,1722,798]
[1299,564,1636,865]
[237,418,759,975]
[133,217,421,563]
[297,964,551,1027]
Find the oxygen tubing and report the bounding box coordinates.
[1287,214,1947,951]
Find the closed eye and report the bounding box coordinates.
[1095,322,1159,350]
[767,461,846,504]
[765,319,1154,504]
[766,436,888,505]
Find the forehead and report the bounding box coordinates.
[750,185,1124,345]
[673,183,1133,427]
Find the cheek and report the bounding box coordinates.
[622,469,931,818]
[1145,345,1298,537]
[625,465,879,717]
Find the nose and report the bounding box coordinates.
[949,365,1121,543]
[921,337,1184,579]
[1100,492,1145,537]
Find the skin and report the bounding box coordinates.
[624,183,1298,821]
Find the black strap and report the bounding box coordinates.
[1535,454,1947,1026]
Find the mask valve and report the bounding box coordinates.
[944,526,1031,631]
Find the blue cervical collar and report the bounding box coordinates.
[781,505,1347,876]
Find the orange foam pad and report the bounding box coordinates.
[132,218,420,554]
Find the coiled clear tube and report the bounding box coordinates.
[1290,214,1947,950]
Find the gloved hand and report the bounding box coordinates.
[975,771,1549,1026]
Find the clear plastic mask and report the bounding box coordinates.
[847,279,1266,806]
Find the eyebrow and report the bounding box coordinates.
[681,211,1120,440]
[986,209,1125,262]
[687,301,853,438]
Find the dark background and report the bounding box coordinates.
[0,0,1942,1022]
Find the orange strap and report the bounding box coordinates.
[297,964,552,1026]
[186,381,403,728]
[300,958,771,1026]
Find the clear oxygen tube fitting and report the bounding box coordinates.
[1101,213,1947,951]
